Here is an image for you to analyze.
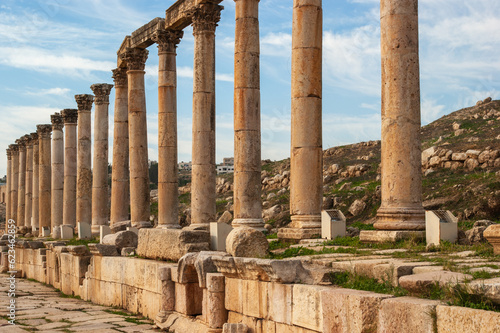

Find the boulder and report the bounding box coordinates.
[110,220,131,233]
[218,211,233,225]
[226,227,269,258]
[102,230,138,251]
[451,152,467,161]
[464,221,495,244]
[349,200,366,216]
[263,205,281,219]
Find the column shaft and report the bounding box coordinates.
[76,95,94,227]
[190,4,222,228]
[25,137,34,229]
[37,125,52,235]
[5,149,12,229]
[232,0,264,229]
[110,68,130,225]
[374,0,425,231]
[32,137,39,233]
[17,137,27,228]
[62,109,78,228]
[51,113,64,237]
[10,146,19,225]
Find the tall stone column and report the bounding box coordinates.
[51,113,64,237]
[25,135,34,229]
[189,3,222,229]
[280,0,323,240]
[90,83,113,235]
[75,94,94,227]
[152,29,183,229]
[32,134,39,233]
[232,0,264,229]
[110,68,130,226]
[61,109,78,229]
[5,148,12,227]
[120,48,151,229]
[17,136,28,228]
[37,124,52,235]
[10,144,19,224]
[371,0,425,236]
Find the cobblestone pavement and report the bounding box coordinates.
[0,275,161,332]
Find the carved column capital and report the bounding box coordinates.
[91,83,114,104]
[51,112,64,131]
[6,148,12,159]
[75,94,94,112]
[30,132,38,144]
[112,68,128,88]
[36,124,53,139]
[9,144,19,154]
[152,29,183,53]
[120,48,149,71]
[61,109,78,124]
[16,136,28,151]
[189,4,223,35]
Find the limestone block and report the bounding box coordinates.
[321,210,346,240]
[292,284,329,331]
[359,230,425,243]
[136,228,210,261]
[425,210,458,246]
[77,222,91,239]
[207,274,227,329]
[67,245,90,257]
[241,279,268,319]
[223,323,248,333]
[378,297,442,333]
[102,230,138,251]
[99,225,111,243]
[225,227,269,258]
[60,225,74,240]
[468,277,500,304]
[110,220,131,233]
[399,271,472,293]
[88,243,118,256]
[127,226,139,235]
[175,282,203,316]
[321,288,393,333]
[436,305,500,333]
[42,226,50,237]
[267,282,293,325]
[484,224,500,254]
[211,221,233,252]
[225,278,243,313]
[195,251,231,288]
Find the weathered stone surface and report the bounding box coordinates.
[468,277,500,304]
[399,271,472,293]
[67,245,90,257]
[88,243,119,256]
[360,230,425,243]
[102,230,138,251]
[436,305,500,333]
[218,211,233,224]
[225,227,269,258]
[484,224,500,254]
[136,228,210,261]
[292,284,329,332]
[223,323,248,333]
[110,220,131,233]
[465,220,496,244]
[348,199,366,216]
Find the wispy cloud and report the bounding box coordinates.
[25,88,71,96]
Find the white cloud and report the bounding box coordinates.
[25,88,71,96]
[261,32,292,57]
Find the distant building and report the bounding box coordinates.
[178,161,192,171]
[217,157,234,174]
[222,157,234,166]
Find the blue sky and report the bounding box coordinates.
[1,0,499,177]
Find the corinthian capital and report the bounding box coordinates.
[189,4,223,34]
[16,136,28,150]
[75,94,94,112]
[112,67,128,88]
[91,83,114,104]
[61,109,78,124]
[120,48,149,71]
[37,124,53,139]
[152,29,184,53]
[51,112,64,131]
[6,148,12,159]
[9,144,19,155]
[30,132,38,144]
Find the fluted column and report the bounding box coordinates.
[5,148,12,228]
[75,94,94,227]
[16,136,28,228]
[232,0,264,229]
[120,48,151,229]
[32,134,39,233]
[25,135,34,229]
[37,124,52,235]
[281,0,323,240]
[110,68,130,225]
[152,29,183,229]
[51,113,64,237]
[373,0,425,232]
[90,83,113,235]
[10,145,19,225]
[61,109,78,229]
[189,3,222,229]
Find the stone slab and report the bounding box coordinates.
[436,305,500,333]
[210,222,233,252]
[100,225,112,243]
[359,230,425,243]
[77,222,92,240]
[61,225,74,240]
[399,271,472,292]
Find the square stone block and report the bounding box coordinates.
[267,282,293,325]
[359,230,425,243]
[321,210,346,240]
[292,284,329,332]
[175,282,203,316]
[241,280,268,319]
[77,222,91,240]
[42,226,50,237]
[210,222,233,252]
[425,210,458,246]
[60,225,74,240]
[436,305,500,333]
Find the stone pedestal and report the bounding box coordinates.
[9,144,19,224]
[75,94,94,227]
[37,124,52,235]
[61,109,78,228]
[425,210,458,246]
[484,225,500,255]
[90,83,113,236]
[51,113,64,237]
[110,68,130,226]
[285,0,323,240]
[372,0,425,235]
[32,137,39,233]
[189,3,222,229]
[25,134,35,230]
[232,0,264,230]
[5,148,12,226]
[17,136,28,227]
[156,266,175,324]
[121,48,151,229]
[206,273,227,329]
[153,29,183,229]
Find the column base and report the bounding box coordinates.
[359,230,425,243]
[374,206,425,230]
[232,218,265,230]
[184,223,210,231]
[155,311,172,324]
[289,214,321,229]
[278,227,322,241]
[156,224,182,229]
[132,221,152,229]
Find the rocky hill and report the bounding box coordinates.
[174,98,500,235]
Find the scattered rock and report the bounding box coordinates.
[399,271,472,293]
[263,205,281,219]
[347,227,360,237]
[110,220,131,233]
[218,211,233,225]
[225,227,269,258]
[465,221,495,244]
[348,200,366,216]
[102,230,138,251]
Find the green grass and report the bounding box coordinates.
[179,192,190,204]
[329,271,408,296]
[65,237,99,247]
[266,233,278,239]
[150,201,158,216]
[350,221,376,231]
[268,240,291,251]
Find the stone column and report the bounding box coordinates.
[32,134,39,233]
[120,48,151,229]
[9,144,19,224]
[25,135,34,229]
[37,124,52,235]
[152,28,183,229]
[280,0,323,240]
[371,0,425,234]
[232,0,264,229]
[51,113,64,237]
[16,136,28,228]
[110,68,130,226]
[90,83,113,235]
[61,109,78,229]
[75,94,94,227]
[189,3,222,229]
[5,148,12,226]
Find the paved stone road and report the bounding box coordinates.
[0,275,161,332]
